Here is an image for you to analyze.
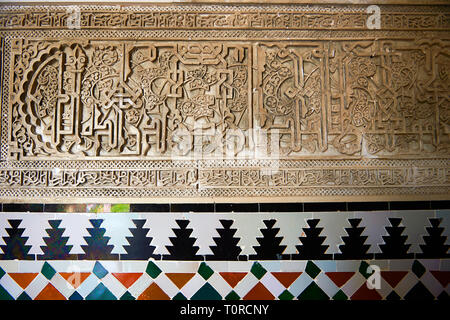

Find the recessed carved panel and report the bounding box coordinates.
[0,3,449,202]
[9,39,251,159]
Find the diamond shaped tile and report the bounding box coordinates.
[145,261,162,279]
[260,272,285,298]
[250,262,267,280]
[225,290,240,300]
[93,261,109,279]
[86,282,117,300]
[41,262,56,280]
[198,262,214,281]
[278,289,294,300]
[412,260,426,278]
[305,261,321,279]
[0,274,23,299]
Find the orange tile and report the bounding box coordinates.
[138,283,170,300]
[351,284,382,300]
[165,273,195,289]
[326,272,355,288]
[271,272,302,288]
[59,272,91,289]
[219,272,247,288]
[243,282,274,300]
[35,283,66,300]
[381,271,408,288]
[8,273,38,289]
[112,273,143,289]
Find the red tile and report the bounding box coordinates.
[138,283,170,300]
[326,272,355,288]
[381,271,408,288]
[271,272,302,288]
[112,273,143,289]
[219,272,247,288]
[165,273,195,289]
[35,283,66,300]
[243,282,274,300]
[8,273,38,289]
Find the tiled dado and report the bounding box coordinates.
[0,259,448,300]
[0,209,448,300]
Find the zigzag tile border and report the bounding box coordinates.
[0,211,448,260]
[0,259,448,300]
[0,209,448,300]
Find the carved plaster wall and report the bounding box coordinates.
[0,2,449,202]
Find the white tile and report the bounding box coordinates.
[101,273,127,298]
[0,273,23,299]
[260,272,285,297]
[180,273,205,299]
[19,261,44,273]
[336,260,361,272]
[418,259,440,271]
[118,261,148,273]
[206,272,232,297]
[20,213,55,255]
[393,272,416,298]
[50,273,75,299]
[314,260,336,273]
[224,261,253,272]
[0,260,20,273]
[259,261,283,272]
[158,261,200,273]
[144,213,183,256]
[395,210,434,254]
[279,261,306,272]
[266,213,310,255]
[97,213,140,254]
[340,272,366,297]
[314,272,339,298]
[313,212,352,255]
[58,214,93,255]
[421,272,444,297]
[435,210,450,244]
[354,211,391,254]
[287,272,313,297]
[232,214,266,256]
[233,273,259,297]
[24,274,48,299]
[128,273,152,298]
[188,213,229,256]
[389,259,413,271]
[76,273,101,298]
[153,273,180,298]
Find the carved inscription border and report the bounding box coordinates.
[0,4,449,202]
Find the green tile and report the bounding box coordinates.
[250,262,267,280]
[305,261,321,279]
[191,283,222,300]
[412,260,426,278]
[111,204,130,213]
[86,283,116,300]
[225,291,241,300]
[146,261,162,279]
[0,267,5,280]
[358,261,371,279]
[298,282,329,300]
[0,285,14,300]
[198,262,214,280]
[332,290,348,300]
[120,291,135,300]
[93,261,108,279]
[278,290,294,300]
[172,292,187,300]
[41,262,56,280]
[17,292,32,300]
